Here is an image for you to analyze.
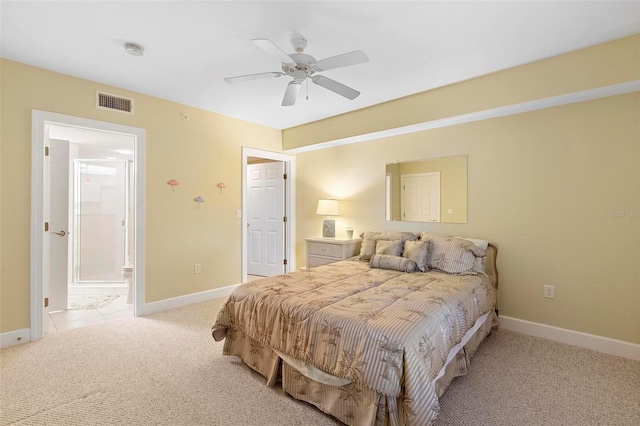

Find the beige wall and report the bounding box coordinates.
[0,59,282,333]
[283,34,640,150]
[292,35,640,345]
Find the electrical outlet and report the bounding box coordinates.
[544,285,555,299]
[194,264,201,274]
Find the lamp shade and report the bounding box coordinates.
[316,199,340,216]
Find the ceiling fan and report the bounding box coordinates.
[224,34,369,106]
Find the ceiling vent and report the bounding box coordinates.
[96,91,133,114]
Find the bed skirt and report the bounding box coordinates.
[221,312,497,425]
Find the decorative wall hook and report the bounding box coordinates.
[167,179,180,191]
[194,196,205,207]
[217,182,227,194]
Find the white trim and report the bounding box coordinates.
[285,81,640,154]
[241,148,296,284]
[499,316,640,361]
[31,110,146,338]
[143,284,241,315]
[0,328,32,349]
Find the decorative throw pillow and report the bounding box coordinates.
[419,232,486,275]
[359,231,418,261]
[457,237,489,272]
[402,240,429,272]
[375,240,404,256]
[370,254,417,273]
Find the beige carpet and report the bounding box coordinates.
[1,298,638,426]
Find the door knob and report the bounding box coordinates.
[52,230,67,237]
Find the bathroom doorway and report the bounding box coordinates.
[31,111,146,340]
[48,129,134,332]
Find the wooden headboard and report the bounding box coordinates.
[485,242,499,311]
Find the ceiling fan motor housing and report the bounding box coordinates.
[283,53,316,80]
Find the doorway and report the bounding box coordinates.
[31,111,146,341]
[241,148,295,283]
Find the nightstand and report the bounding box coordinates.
[305,237,361,268]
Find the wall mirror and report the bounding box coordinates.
[385,155,467,223]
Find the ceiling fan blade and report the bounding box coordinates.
[314,50,369,72]
[252,38,293,64]
[282,81,301,106]
[224,72,283,84]
[311,75,360,100]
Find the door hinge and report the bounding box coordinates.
[44,222,49,232]
[283,216,287,223]
[45,146,50,156]
[283,173,288,180]
[283,259,288,265]
[44,298,49,308]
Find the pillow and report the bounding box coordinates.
[402,240,429,272]
[370,254,417,273]
[375,240,404,256]
[419,232,486,275]
[359,231,418,261]
[457,237,489,272]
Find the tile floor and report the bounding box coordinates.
[48,278,264,333]
[48,289,133,333]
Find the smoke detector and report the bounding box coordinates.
[124,42,144,57]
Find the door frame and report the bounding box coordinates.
[30,110,146,340]
[241,147,295,283]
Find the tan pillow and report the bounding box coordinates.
[359,231,418,261]
[375,240,404,256]
[370,254,417,273]
[402,240,429,272]
[419,232,486,275]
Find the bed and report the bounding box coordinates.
[212,232,499,425]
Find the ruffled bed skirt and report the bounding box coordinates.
[220,312,497,426]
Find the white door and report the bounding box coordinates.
[48,139,70,312]
[401,172,441,222]
[247,162,285,276]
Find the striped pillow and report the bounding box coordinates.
[370,254,417,273]
[419,233,486,275]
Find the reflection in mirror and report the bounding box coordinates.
[385,155,467,223]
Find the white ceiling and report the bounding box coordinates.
[2,1,639,130]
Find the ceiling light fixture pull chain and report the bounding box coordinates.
[306,78,309,101]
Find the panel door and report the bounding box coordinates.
[247,162,285,276]
[401,172,440,222]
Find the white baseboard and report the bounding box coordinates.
[142,283,240,316]
[499,316,640,361]
[0,328,31,349]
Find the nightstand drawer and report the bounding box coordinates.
[307,241,343,258]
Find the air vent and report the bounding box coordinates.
[96,91,133,114]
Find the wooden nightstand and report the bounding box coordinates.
[305,237,361,268]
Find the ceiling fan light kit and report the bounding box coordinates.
[225,34,369,106]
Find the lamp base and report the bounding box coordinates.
[322,219,336,238]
